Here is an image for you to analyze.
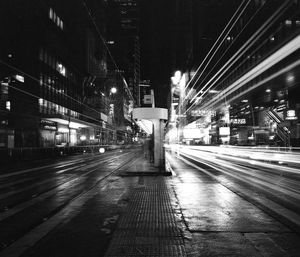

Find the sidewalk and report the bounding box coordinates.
[104,155,186,256]
[4,151,300,257]
[14,153,187,257]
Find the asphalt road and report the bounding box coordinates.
[1,146,300,256]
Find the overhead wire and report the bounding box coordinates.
[81,0,135,102]
[0,59,104,118]
[190,0,267,100]
[0,1,137,133]
[184,0,250,98]
[184,0,294,115]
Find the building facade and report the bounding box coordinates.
[106,0,141,107]
[0,0,134,150]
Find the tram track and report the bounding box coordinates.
[0,150,138,255]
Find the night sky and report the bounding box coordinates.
[139,0,241,108]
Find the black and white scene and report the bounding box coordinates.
[1,0,300,256]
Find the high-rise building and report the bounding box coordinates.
[0,0,133,149]
[106,0,140,106]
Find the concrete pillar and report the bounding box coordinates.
[151,119,165,168]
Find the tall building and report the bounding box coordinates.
[0,0,133,150]
[106,0,141,106]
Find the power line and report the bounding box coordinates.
[81,0,135,102]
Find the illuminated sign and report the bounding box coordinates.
[286,109,297,120]
[230,118,246,125]
[219,127,230,136]
[40,120,57,131]
[191,110,216,117]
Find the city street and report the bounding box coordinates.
[1,0,300,256]
[1,148,300,256]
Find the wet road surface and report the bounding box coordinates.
[0,147,300,256]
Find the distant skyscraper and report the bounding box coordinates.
[107,0,140,106]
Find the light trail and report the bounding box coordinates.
[184,0,294,114]
[167,144,300,169]
[167,144,300,209]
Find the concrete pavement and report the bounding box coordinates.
[5,151,299,257]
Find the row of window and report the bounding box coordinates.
[39,72,81,113]
[49,8,64,30]
[39,98,79,118]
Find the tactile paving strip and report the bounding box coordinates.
[105,177,186,257]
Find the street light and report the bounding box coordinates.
[110,87,117,94]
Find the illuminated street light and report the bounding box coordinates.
[110,87,117,94]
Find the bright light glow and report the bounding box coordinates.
[58,127,69,133]
[136,119,153,134]
[110,87,117,94]
[265,89,271,93]
[69,122,86,129]
[167,144,300,174]
[6,101,11,111]
[241,99,248,103]
[57,63,66,76]
[80,135,86,141]
[219,127,230,136]
[179,73,186,95]
[15,74,24,83]
[286,74,295,83]
[46,118,88,128]
[287,110,296,117]
[172,71,182,85]
[183,128,205,139]
[99,147,105,153]
[200,34,300,110]
[286,109,297,120]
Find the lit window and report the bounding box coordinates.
[296,20,300,26]
[53,12,56,23]
[15,74,24,83]
[285,20,292,26]
[57,16,60,27]
[57,63,66,76]
[60,20,64,30]
[49,8,53,19]
[6,101,11,111]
